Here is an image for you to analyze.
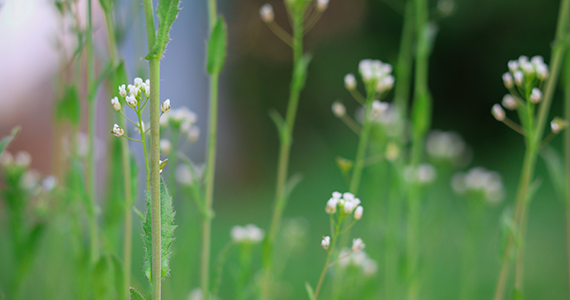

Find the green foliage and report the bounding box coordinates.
[291,55,312,98]
[129,288,146,300]
[0,127,19,157]
[540,146,565,199]
[411,93,432,137]
[55,86,80,125]
[305,282,316,300]
[143,177,176,281]
[146,0,181,59]
[269,109,290,145]
[99,0,114,14]
[206,16,228,75]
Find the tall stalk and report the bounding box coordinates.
[458,200,484,300]
[493,1,570,298]
[85,0,100,266]
[141,0,162,299]
[565,48,570,299]
[385,2,415,299]
[348,90,375,195]
[406,0,431,298]
[261,8,305,299]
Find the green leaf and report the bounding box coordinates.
[206,16,228,75]
[290,54,312,95]
[146,0,181,59]
[305,282,316,300]
[411,92,432,137]
[283,173,303,209]
[109,254,124,300]
[99,0,113,14]
[93,256,115,300]
[129,288,145,300]
[67,158,88,208]
[269,109,291,146]
[55,86,80,125]
[0,127,19,157]
[142,177,176,282]
[89,61,114,101]
[540,146,565,199]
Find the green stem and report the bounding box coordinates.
[85,0,99,267]
[137,110,151,189]
[261,11,305,300]
[564,46,570,300]
[458,200,485,300]
[314,221,341,300]
[349,89,375,195]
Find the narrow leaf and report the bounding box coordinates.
[290,54,312,94]
[269,109,290,145]
[129,288,145,300]
[305,282,316,300]
[55,86,80,125]
[0,127,19,157]
[206,16,228,75]
[146,0,181,59]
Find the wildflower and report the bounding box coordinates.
[259,4,274,23]
[521,61,534,75]
[326,198,338,214]
[551,117,568,133]
[492,104,505,121]
[343,192,354,201]
[507,60,519,73]
[513,71,524,86]
[119,84,127,98]
[231,224,265,243]
[376,75,395,93]
[112,124,124,137]
[530,88,542,103]
[332,101,346,118]
[316,0,329,11]
[161,99,171,113]
[426,130,467,161]
[502,73,513,89]
[358,59,393,85]
[536,63,549,80]
[352,238,365,251]
[518,55,529,64]
[451,167,505,204]
[126,94,137,107]
[332,191,342,199]
[344,73,356,90]
[344,200,355,213]
[15,151,31,168]
[501,94,517,110]
[42,175,58,192]
[321,236,330,250]
[111,97,121,111]
[160,139,172,154]
[188,127,200,142]
[354,206,363,220]
[134,77,143,86]
[144,84,151,97]
[129,85,140,97]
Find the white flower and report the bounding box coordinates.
[42,175,58,192]
[15,151,31,168]
[352,238,365,252]
[160,139,172,154]
[231,224,265,243]
[521,61,534,75]
[332,191,342,199]
[126,94,137,107]
[375,75,394,93]
[371,100,389,116]
[316,0,329,11]
[531,55,544,65]
[492,104,505,121]
[161,99,171,113]
[502,73,513,89]
[344,73,356,90]
[426,130,467,161]
[21,170,40,190]
[129,85,140,97]
[119,84,127,98]
[551,118,567,133]
[145,79,150,87]
[112,124,124,137]
[259,4,274,23]
[343,200,354,213]
[513,71,524,86]
[518,55,529,65]
[134,77,143,86]
[358,59,393,84]
[188,127,200,142]
[321,236,331,250]
[111,97,121,111]
[144,84,151,97]
[354,206,363,220]
[530,88,542,103]
[417,163,437,183]
[501,94,517,110]
[332,101,346,118]
[326,198,338,214]
[343,192,354,201]
[507,60,519,73]
[451,167,505,204]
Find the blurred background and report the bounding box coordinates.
[0,0,567,299]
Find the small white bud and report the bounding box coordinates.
[118,84,127,98]
[344,73,356,90]
[161,99,171,113]
[513,71,524,86]
[144,84,151,98]
[332,191,342,199]
[326,198,338,214]
[160,139,172,154]
[316,0,329,11]
[507,60,519,73]
[343,192,354,201]
[259,4,274,23]
[518,55,529,65]
[321,236,331,250]
[332,101,346,118]
[42,175,58,192]
[112,124,124,137]
[371,100,389,116]
[501,94,517,110]
[188,127,200,142]
[111,97,121,111]
[531,55,544,66]
[343,200,355,213]
[134,77,143,86]
[502,73,513,89]
[352,238,365,252]
[126,94,137,107]
[145,79,150,87]
[536,63,549,80]
[530,88,542,103]
[551,118,567,133]
[521,61,535,75]
[492,104,505,121]
[354,206,363,220]
[15,152,31,168]
[353,198,361,206]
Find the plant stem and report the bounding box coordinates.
[458,200,484,300]
[138,110,151,190]
[85,0,99,267]
[314,221,341,300]
[564,47,570,299]
[261,10,305,300]
[385,2,415,299]
[201,1,220,298]
[141,0,161,299]
[349,91,375,195]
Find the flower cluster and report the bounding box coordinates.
[451,167,505,204]
[0,151,58,194]
[160,107,200,142]
[338,248,378,276]
[325,191,363,219]
[357,59,395,93]
[403,163,437,184]
[231,224,265,243]
[426,130,470,165]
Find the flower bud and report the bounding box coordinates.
[551,117,568,134]
[321,236,331,250]
[112,124,124,137]
[343,200,355,213]
[371,100,389,116]
[502,73,513,89]
[354,206,363,220]
[344,73,356,90]
[326,198,338,214]
[259,4,274,23]
[119,84,127,98]
[530,88,542,103]
[501,94,517,110]
[513,71,524,86]
[332,191,342,199]
[536,63,549,80]
[316,0,329,11]
[144,84,151,97]
[111,97,121,111]
[352,238,365,251]
[134,77,144,86]
[492,104,505,121]
[126,94,137,107]
[507,60,519,73]
[161,99,171,113]
[343,192,354,201]
[332,101,346,118]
